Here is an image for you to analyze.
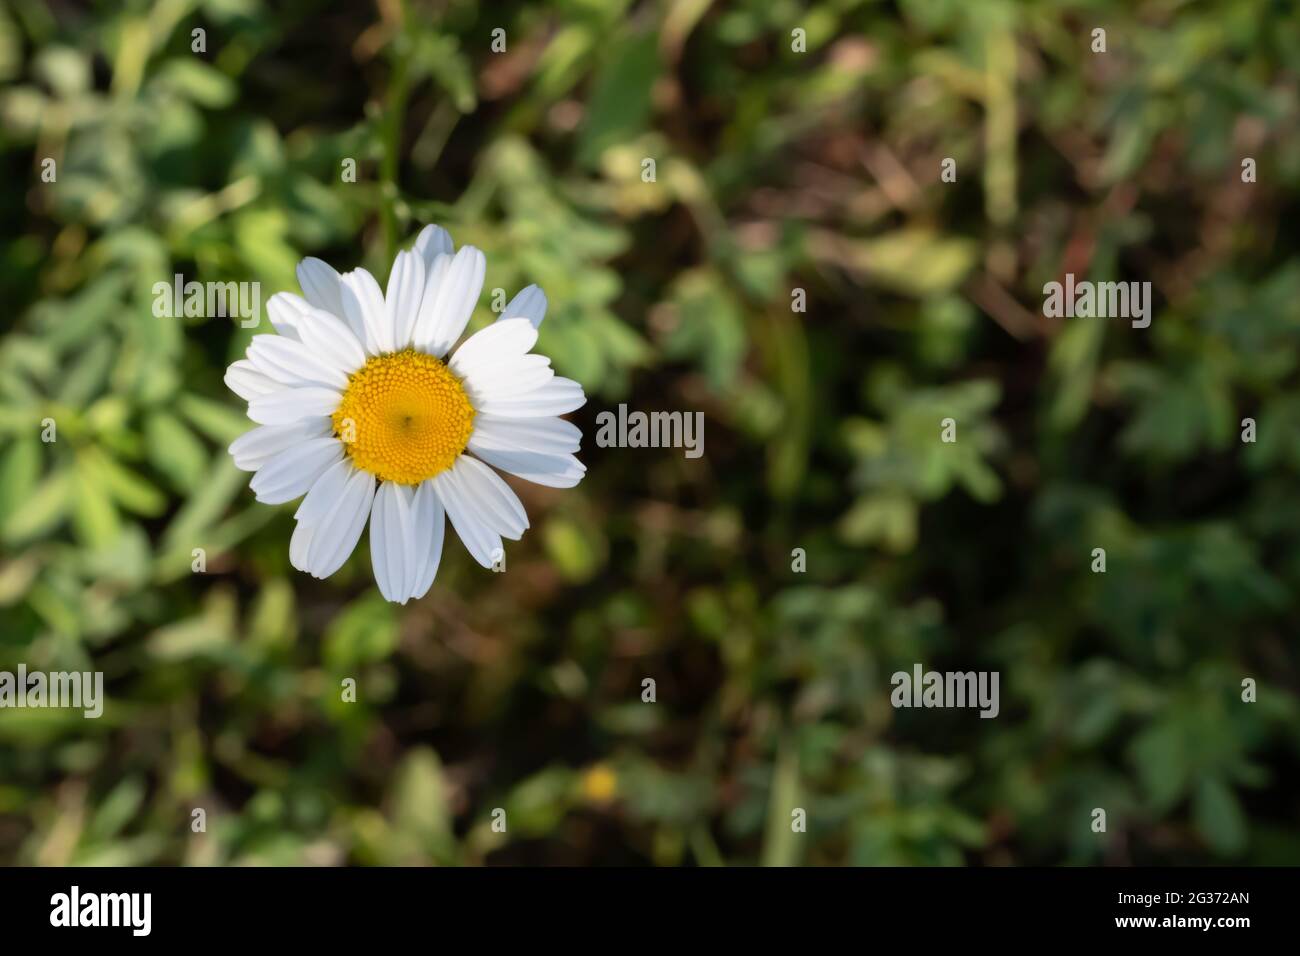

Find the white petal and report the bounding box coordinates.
[385,249,427,350]
[225,360,281,401]
[290,520,316,572]
[472,377,585,417]
[265,292,309,340]
[295,457,353,522]
[467,414,581,456]
[248,386,341,425]
[370,482,418,603]
[295,457,354,526]
[295,303,366,375]
[411,245,485,357]
[247,334,349,389]
[500,284,548,328]
[448,317,538,377]
[413,224,454,270]
[431,467,501,568]
[410,480,446,599]
[249,437,343,504]
[469,447,586,489]
[341,268,390,356]
[460,354,555,404]
[229,418,332,471]
[305,467,376,578]
[449,455,528,539]
[297,257,345,317]
[410,253,451,345]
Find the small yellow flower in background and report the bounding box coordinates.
[224,224,587,603]
[580,764,618,803]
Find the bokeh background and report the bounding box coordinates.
[1,0,1298,866]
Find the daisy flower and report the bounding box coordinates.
[223,225,586,604]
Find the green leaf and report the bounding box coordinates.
[145,411,208,491]
[542,518,599,583]
[71,453,122,549]
[1130,719,1188,811]
[178,394,253,445]
[390,748,454,857]
[153,59,238,108]
[849,229,978,297]
[4,467,70,544]
[88,448,167,517]
[577,31,659,166]
[0,437,40,527]
[324,594,400,669]
[88,777,146,842]
[159,457,246,557]
[1193,776,1247,856]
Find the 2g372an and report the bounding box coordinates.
[1164,892,1249,905]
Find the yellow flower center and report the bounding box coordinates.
[332,349,475,485]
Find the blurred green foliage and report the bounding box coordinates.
[1,0,1298,865]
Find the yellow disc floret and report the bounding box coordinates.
[332,349,475,485]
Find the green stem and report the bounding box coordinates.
[379,2,412,263]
